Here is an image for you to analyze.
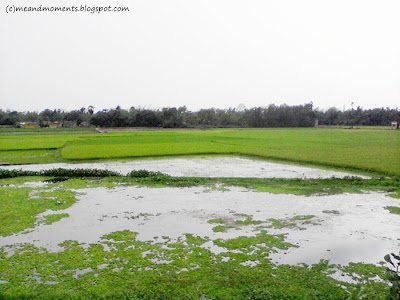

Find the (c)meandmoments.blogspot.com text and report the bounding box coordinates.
[5,4,130,14]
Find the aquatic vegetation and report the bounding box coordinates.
[207,218,225,224]
[293,214,315,221]
[385,206,400,215]
[214,231,292,251]
[342,262,388,282]
[208,215,263,233]
[267,215,321,229]
[0,186,77,236]
[0,230,391,299]
[234,216,262,226]
[2,170,399,196]
[268,218,297,229]
[212,225,229,232]
[55,178,117,189]
[39,213,70,225]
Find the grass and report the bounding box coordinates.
[385,206,400,215]
[207,218,225,224]
[0,127,97,134]
[0,176,48,185]
[0,128,399,176]
[0,185,76,236]
[213,231,292,250]
[267,215,320,230]
[212,225,229,232]
[0,133,89,150]
[235,216,262,225]
[39,213,70,225]
[208,216,263,232]
[268,218,297,229]
[0,149,57,164]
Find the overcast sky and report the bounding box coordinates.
[0,0,399,112]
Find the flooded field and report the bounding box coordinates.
[1,185,398,265]
[1,154,398,298]
[2,156,369,179]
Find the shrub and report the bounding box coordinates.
[41,168,120,177]
[128,170,164,178]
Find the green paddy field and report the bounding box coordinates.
[0,127,399,176]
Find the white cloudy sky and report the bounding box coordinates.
[0,0,399,112]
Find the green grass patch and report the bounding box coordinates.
[102,229,138,241]
[389,190,400,199]
[0,133,88,150]
[385,206,400,215]
[0,149,58,164]
[0,187,77,236]
[55,178,117,189]
[39,213,70,225]
[267,215,321,229]
[0,176,49,185]
[268,218,297,229]
[342,262,388,281]
[214,231,292,251]
[212,225,229,232]
[208,215,264,232]
[293,215,315,221]
[235,216,262,225]
[0,127,97,135]
[207,218,225,224]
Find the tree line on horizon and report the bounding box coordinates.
[0,103,399,128]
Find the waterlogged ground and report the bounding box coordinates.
[1,185,399,265]
[1,156,369,179]
[0,173,399,298]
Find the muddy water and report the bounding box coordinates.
[1,186,398,265]
[1,157,368,179]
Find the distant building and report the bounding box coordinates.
[63,121,78,128]
[41,121,62,128]
[79,121,90,128]
[19,122,39,129]
[391,121,400,130]
[62,121,91,128]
